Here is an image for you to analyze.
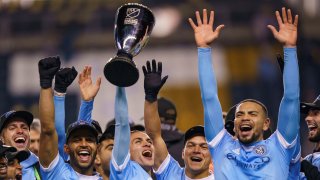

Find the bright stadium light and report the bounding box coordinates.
[151,7,181,38]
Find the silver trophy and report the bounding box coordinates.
[104,3,155,87]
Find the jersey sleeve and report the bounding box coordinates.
[277,47,300,146]
[112,87,131,167]
[111,152,131,172]
[154,154,183,180]
[53,95,68,161]
[40,153,74,180]
[198,47,224,143]
[77,99,93,122]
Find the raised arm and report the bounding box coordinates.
[38,57,60,167]
[77,66,101,122]
[188,9,225,142]
[112,87,130,166]
[143,60,168,170]
[268,8,300,144]
[53,67,78,161]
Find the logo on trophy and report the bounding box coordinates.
[104,3,155,87]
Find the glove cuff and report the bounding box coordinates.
[145,94,157,103]
[54,84,67,93]
[40,79,53,89]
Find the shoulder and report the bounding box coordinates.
[208,129,234,149]
[154,154,183,179]
[40,153,75,177]
[111,159,151,179]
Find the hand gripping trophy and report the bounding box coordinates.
[104,3,155,87]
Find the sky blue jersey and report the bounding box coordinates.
[110,87,153,180]
[154,154,214,180]
[208,129,298,179]
[40,153,101,180]
[20,151,39,180]
[288,136,301,180]
[198,47,300,180]
[110,153,152,180]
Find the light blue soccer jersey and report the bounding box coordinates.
[288,136,301,180]
[197,47,300,180]
[300,152,320,179]
[154,154,214,180]
[110,153,152,180]
[209,129,298,179]
[40,153,101,180]
[20,151,39,180]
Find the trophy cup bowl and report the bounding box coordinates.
[104,3,155,87]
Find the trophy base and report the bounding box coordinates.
[104,56,139,87]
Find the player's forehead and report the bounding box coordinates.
[131,131,151,141]
[101,139,114,146]
[186,135,206,144]
[5,118,28,127]
[236,101,263,113]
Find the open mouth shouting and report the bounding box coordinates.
[13,136,27,148]
[239,124,253,136]
[77,149,91,163]
[190,156,203,163]
[142,149,153,160]
[0,162,7,174]
[307,123,318,136]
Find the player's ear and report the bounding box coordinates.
[64,144,70,154]
[182,147,185,160]
[263,118,270,131]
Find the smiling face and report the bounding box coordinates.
[130,131,154,171]
[0,156,8,178]
[305,109,320,142]
[7,158,22,180]
[234,101,270,144]
[95,138,114,178]
[64,128,97,173]
[1,118,30,151]
[182,136,211,178]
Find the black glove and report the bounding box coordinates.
[142,59,168,103]
[54,67,78,93]
[276,53,284,74]
[38,56,61,89]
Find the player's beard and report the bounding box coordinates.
[309,128,320,142]
[69,149,97,171]
[237,132,260,144]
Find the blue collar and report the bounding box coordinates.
[20,151,39,168]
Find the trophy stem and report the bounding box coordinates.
[117,50,133,60]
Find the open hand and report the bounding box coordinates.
[188,9,225,47]
[267,7,298,47]
[78,66,101,101]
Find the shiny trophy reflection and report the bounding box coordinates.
[104,3,155,87]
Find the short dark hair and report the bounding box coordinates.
[99,124,115,143]
[184,126,205,145]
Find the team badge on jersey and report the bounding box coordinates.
[253,145,267,155]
